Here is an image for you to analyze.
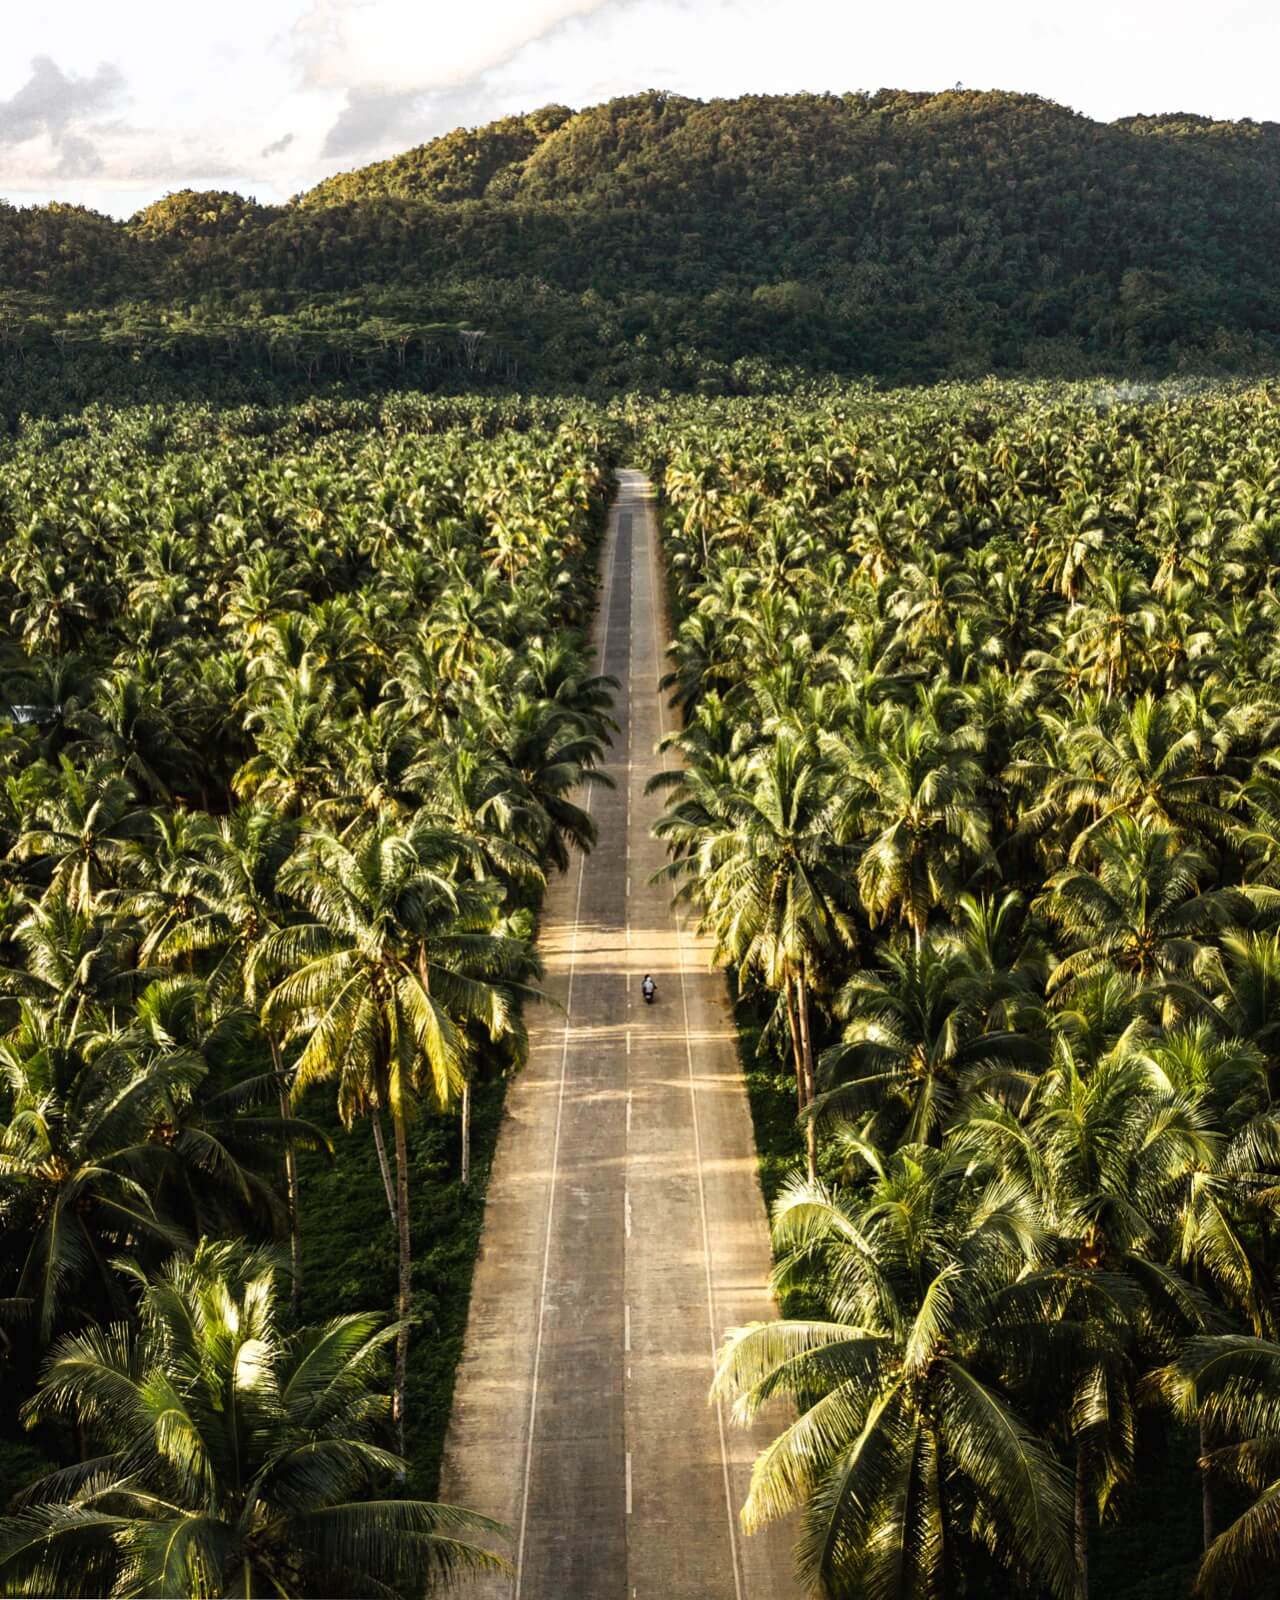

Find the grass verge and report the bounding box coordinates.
[295,1052,508,1498]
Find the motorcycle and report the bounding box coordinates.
[641,981,656,1005]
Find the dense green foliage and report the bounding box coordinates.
[10,359,1280,1598]
[643,381,1280,1597]
[0,390,618,1595]
[6,90,1280,400]
[0,1243,505,1597]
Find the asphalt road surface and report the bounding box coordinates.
[441,471,799,1599]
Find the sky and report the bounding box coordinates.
[0,0,1275,218]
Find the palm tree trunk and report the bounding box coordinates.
[269,1034,302,1316]
[795,972,819,1185]
[370,1108,397,1225]
[392,1110,413,1455]
[1075,1440,1090,1599]
[461,1077,472,1187]
[782,980,806,1116]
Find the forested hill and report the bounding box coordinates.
[6,88,1280,393]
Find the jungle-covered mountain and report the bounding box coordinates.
[5,88,1280,394]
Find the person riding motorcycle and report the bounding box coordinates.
[641,973,656,1003]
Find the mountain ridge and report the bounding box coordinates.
[4,88,1280,392]
[289,88,1280,210]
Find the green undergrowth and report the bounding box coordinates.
[295,1053,509,1499]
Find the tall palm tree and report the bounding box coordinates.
[1203,930,1280,1096]
[234,657,347,817]
[12,758,152,910]
[1065,563,1157,700]
[656,732,855,1180]
[479,691,612,873]
[712,1148,1077,1599]
[1142,1019,1280,1545]
[149,807,307,1295]
[817,934,1038,1148]
[262,820,524,1444]
[0,1241,506,1597]
[0,1004,187,1340]
[1010,694,1234,864]
[829,710,993,948]
[961,1011,1221,1583]
[1035,819,1245,1014]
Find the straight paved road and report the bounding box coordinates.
[441,471,798,1599]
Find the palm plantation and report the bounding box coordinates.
[7,371,1280,1598]
[0,398,615,1596]
[642,382,1280,1599]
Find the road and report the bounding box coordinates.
[440,470,799,1599]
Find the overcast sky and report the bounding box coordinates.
[0,0,1275,218]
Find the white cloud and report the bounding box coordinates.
[295,0,613,91]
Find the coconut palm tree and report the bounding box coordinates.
[817,933,1039,1148]
[829,709,993,948]
[12,758,152,910]
[1065,564,1158,701]
[261,820,525,1445]
[656,731,855,1180]
[147,807,307,1295]
[1010,694,1235,864]
[479,691,612,873]
[0,1241,506,1598]
[712,1147,1077,1599]
[1035,819,1246,1014]
[234,657,348,817]
[1142,1019,1280,1544]
[0,1004,188,1341]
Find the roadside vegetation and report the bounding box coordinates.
[0,391,616,1595]
[643,381,1280,1598]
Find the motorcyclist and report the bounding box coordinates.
[641,973,656,1003]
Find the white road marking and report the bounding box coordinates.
[625,1451,633,1515]
[624,1302,631,1351]
[626,1031,632,1056]
[625,1189,632,1238]
[626,1089,633,1134]
[513,487,622,1600]
[645,481,747,1600]
[626,875,631,898]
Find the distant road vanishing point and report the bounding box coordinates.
[440,470,800,1599]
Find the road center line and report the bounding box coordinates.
[513,484,621,1600]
